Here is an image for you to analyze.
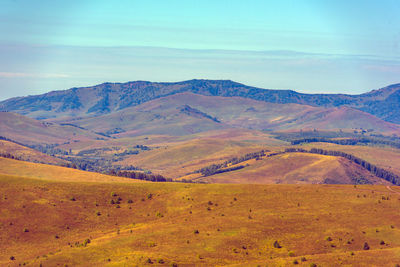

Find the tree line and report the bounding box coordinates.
[107,169,170,182]
[290,137,400,149]
[194,150,268,176]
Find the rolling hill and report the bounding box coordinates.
[0,157,143,183]
[0,112,107,145]
[0,139,67,165]
[1,79,400,123]
[184,152,389,185]
[50,92,400,136]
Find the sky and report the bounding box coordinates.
[1,0,400,100]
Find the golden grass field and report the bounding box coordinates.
[0,158,144,183]
[2,159,400,266]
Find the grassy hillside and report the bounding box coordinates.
[119,138,271,178]
[0,112,106,145]
[185,152,389,185]
[0,140,67,165]
[299,143,400,177]
[0,158,143,183]
[1,172,400,266]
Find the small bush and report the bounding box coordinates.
[301,257,307,262]
[325,236,332,241]
[293,259,299,264]
[10,256,15,260]
[309,263,317,267]
[83,238,91,246]
[70,197,76,201]
[127,199,133,203]
[273,240,281,248]
[147,193,153,199]
[96,211,101,216]
[23,228,29,232]
[288,251,295,257]
[380,240,385,245]
[363,242,370,250]
[111,192,117,197]
[194,229,199,234]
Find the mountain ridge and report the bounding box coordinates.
[1,79,400,123]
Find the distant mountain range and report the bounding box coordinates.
[1,79,400,123]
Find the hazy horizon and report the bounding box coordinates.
[1,0,400,100]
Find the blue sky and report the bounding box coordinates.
[1,0,400,100]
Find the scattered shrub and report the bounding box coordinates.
[363,242,370,250]
[127,199,133,203]
[10,256,15,260]
[23,228,29,232]
[325,236,332,241]
[273,240,281,248]
[288,251,295,257]
[301,257,307,262]
[83,238,91,246]
[293,259,299,264]
[194,230,199,234]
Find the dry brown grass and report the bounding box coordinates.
[1,168,400,266]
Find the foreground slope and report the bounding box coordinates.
[1,79,400,123]
[1,172,400,266]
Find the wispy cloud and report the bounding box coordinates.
[0,72,70,78]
